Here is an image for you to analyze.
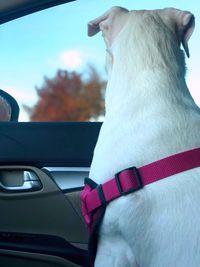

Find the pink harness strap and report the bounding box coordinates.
[81,148,200,232]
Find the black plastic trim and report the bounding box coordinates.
[97,185,106,206]
[84,178,98,189]
[0,89,19,121]
[62,186,83,194]
[115,166,143,195]
[0,122,102,167]
[0,0,76,25]
[0,232,89,266]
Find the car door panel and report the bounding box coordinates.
[0,122,102,266]
[44,167,90,191]
[0,0,103,265]
[0,165,89,266]
[0,250,83,267]
[0,122,101,167]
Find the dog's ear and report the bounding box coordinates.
[176,10,195,58]
[88,11,108,37]
[88,6,128,46]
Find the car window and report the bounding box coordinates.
[0,0,199,121]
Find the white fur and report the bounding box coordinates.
[89,7,200,267]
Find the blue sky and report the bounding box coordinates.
[0,0,199,121]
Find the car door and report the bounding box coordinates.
[0,121,102,267]
[0,0,102,266]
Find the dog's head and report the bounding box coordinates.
[88,7,195,76]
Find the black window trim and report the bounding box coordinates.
[0,0,76,25]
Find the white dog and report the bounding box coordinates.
[86,6,200,267]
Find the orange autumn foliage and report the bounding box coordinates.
[25,66,105,121]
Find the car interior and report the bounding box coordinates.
[0,1,102,266]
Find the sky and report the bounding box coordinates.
[0,0,199,121]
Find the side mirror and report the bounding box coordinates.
[0,89,19,121]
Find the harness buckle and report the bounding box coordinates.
[97,184,107,206]
[115,167,143,195]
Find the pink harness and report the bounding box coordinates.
[81,148,200,265]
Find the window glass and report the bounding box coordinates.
[0,0,199,121]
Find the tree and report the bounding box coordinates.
[24,66,105,121]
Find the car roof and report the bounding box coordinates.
[0,0,75,25]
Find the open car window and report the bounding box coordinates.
[0,0,199,122]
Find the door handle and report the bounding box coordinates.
[0,170,42,193]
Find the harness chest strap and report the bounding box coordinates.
[81,147,200,231]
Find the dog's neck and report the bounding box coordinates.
[90,52,200,183]
[91,64,200,182]
[90,17,200,182]
[105,67,197,118]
